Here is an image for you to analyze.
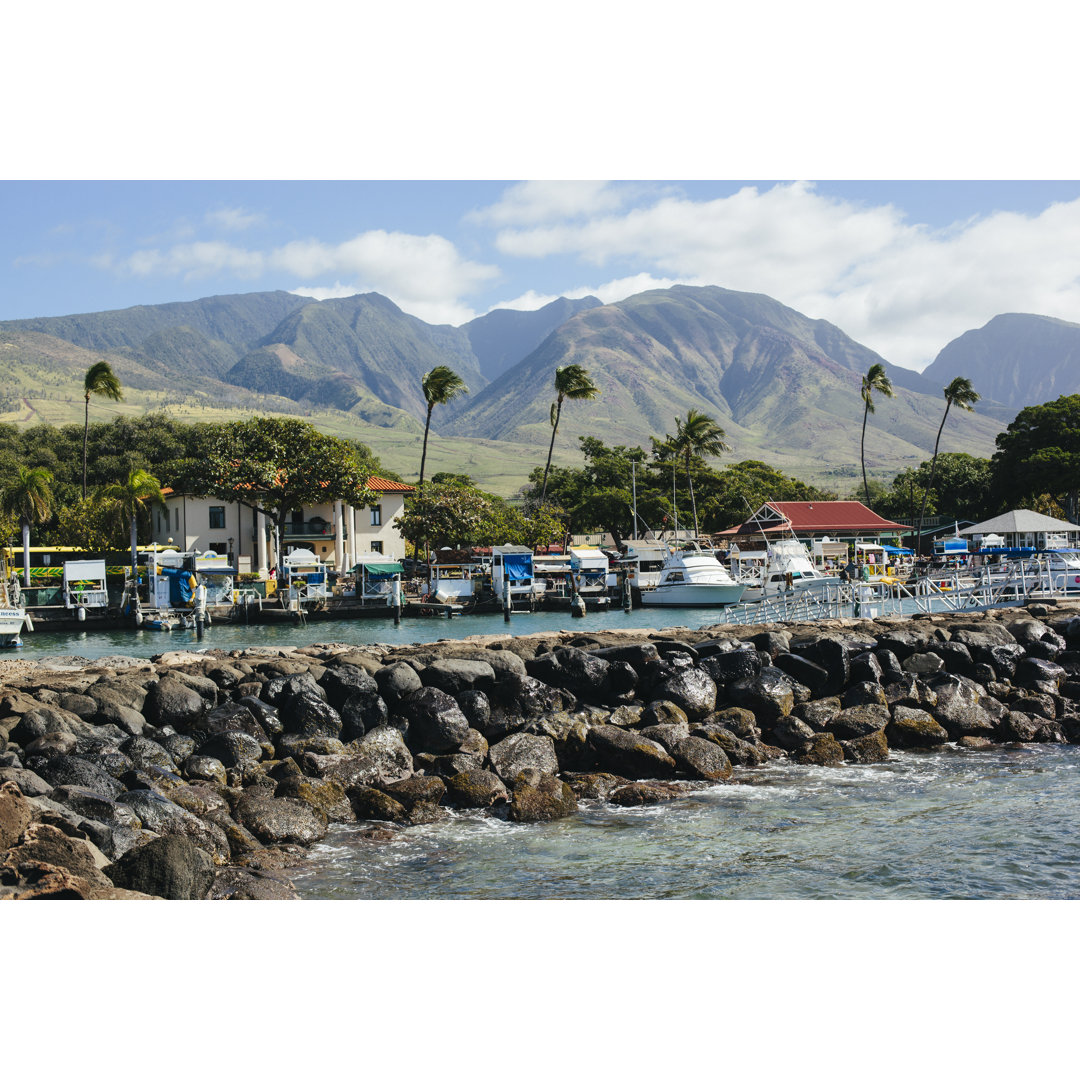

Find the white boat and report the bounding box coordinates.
[639,541,746,607]
[609,541,671,591]
[736,539,836,603]
[1,556,30,647]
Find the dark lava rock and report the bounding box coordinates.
[198,730,265,770]
[32,754,123,800]
[886,707,950,749]
[381,775,446,811]
[488,732,560,783]
[650,668,717,720]
[699,648,762,686]
[525,647,612,701]
[671,736,732,781]
[710,706,759,739]
[883,674,938,710]
[903,652,945,676]
[7,822,112,888]
[47,785,141,830]
[340,690,389,742]
[608,781,685,806]
[420,658,496,697]
[207,866,299,900]
[0,781,33,849]
[792,697,841,732]
[588,643,660,668]
[306,725,414,789]
[274,775,356,823]
[638,722,691,755]
[794,732,845,766]
[234,791,328,845]
[120,735,176,772]
[444,769,509,809]
[375,662,424,708]
[688,724,768,767]
[508,770,577,823]
[830,705,890,740]
[143,677,207,731]
[318,664,379,709]
[105,834,214,900]
[840,729,889,763]
[774,652,830,693]
[349,786,408,823]
[849,652,883,685]
[1014,658,1066,693]
[236,696,283,739]
[563,772,627,800]
[279,693,343,740]
[930,674,1002,738]
[488,673,569,721]
[521,713,590,772]
[842,681,888,708]
[728,668,795,726]
[397,687,470,753]
[770,715,817,751]
[586,725,676,779]
[117,789,230,862]
[640,700,689,727]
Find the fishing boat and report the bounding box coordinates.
[639,541,746,607]
[0,555,31,647]
[734,539,837,603]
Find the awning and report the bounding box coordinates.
[353,562,403,576]
[501,553,532,580]
[880,545,913,555]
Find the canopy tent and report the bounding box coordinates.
[350,562,403,576]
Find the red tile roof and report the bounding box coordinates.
[367,477,415,493]
[720,500,905,536]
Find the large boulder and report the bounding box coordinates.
[671,736,732,781]
[930,674,1002,738]
[829,705,890,741]
[306,726,413,789]
[143,677,207,731]
[339,690,389,742]
[728,669,795,727]
[375,662,423,708]
[886,707,950,749]
[420,658,497,697]
[30,754,123,800]
[105,834,214,900]
[444,770,509,809]
[274,776,356,824]
[649,668,717,720]
[234,791,329,845]
[525,647,612,701]
[279,694,343,740]
[117,789,230,863]
[699,648,762,687]
[318,664,379,710]
[508,770,577,823]
[586,725,676,779]
[396,687,471,753]
[840,730,889,764]
[488,732,560,783]
[0,780,32,849]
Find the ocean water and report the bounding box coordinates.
[291,744,1080,900]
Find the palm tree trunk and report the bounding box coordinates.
[539,398,563,506]
[861,402,871,508]
[21,520,30,588]
[916,403,951,555]
[418,405,434,488]
[83,395,90,499]
[686,452,699,536]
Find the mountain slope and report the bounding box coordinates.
[922,312,1080,412]
[464,295,603,381]
[446,285,1005,483]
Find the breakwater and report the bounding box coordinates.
[3,601,1080,899]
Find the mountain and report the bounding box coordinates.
[463,295,603,381]
[445,285,1005,483]
[922,312,1080,413]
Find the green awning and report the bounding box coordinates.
[352,562,402,575]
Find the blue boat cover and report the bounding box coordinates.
[160,566,194,604]
[501,553,532,580]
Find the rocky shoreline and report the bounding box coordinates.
[4,601,1080,899]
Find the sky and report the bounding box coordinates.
[5,178,1080,372]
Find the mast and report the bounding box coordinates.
[631,460,638,542]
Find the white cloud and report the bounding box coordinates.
[483,183,1080,369]
[468,181,636,227]
[205,206,265,231]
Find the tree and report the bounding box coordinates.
[418,366,468,488]
[915,376,981,552]
[667,409,730,536]
[179,417,372,575]
[860,362,894,509]
[102,468,166,571]
[0,465,53,587]
[540,364,600,505]
[991,395,1080,522]
[83,361,124,498]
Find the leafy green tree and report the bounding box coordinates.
[179,417,372,574]
[860,362,894,509]
[915,377,981,552]
[0,464,54,586]
[991,395,1080,522]
[540,364,600,506]
[83,361,124,497]
[102,468,166,570]
[53,495,118,552]
[666,409,730,537]
[695,460,833,533]
[418,366,468,487]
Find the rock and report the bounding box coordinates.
[444,770,508,809]
[521,713,590,771]
[396,687,471,753]
[688,724,768,766]
[25,731,78,758]
[794,733,844,766]
[30,754,123,800]
[840,730,889,763]
[274,776,356,823]
[930,674,1002,738]
[317,664,379,709]
[929,641,975,676]
[279,693,343,740]
[143,677,207,731]
[117,790,231,863]
[0,766,54,798]
[11,706,94,746]
[381,775,446,812]
[198,731,265,771]
[609,781,685,806]
[0,780,33,849]
[1014,658,1066,693]
[420,658,497,697]
[207,867,299,900]
[886,707,950,748]
[508,770,577,822]
[770,715,817,751]
[774,652,830,693]
[829,705,890,740]
[339,690,388,742]
[902,652,945,676]
[182,755,229,785]
[308,726,414,789]
[650,668,717,719]
[563,772,626,800]
[119,735,176,772]
[586,725,677,779]
[710,706,759,739]
[637,722,691,755]
[375,662,423,707]
[47,785,142,830]
[526,647,613,701]
[699,648,762,686]
[671,736,732,781]
[792,697,841,732]
[489,732,560,783]
[4,822,112,887]
[348,786,409,823]
[849,652,883,685]
[234,792,328,845]
[728,668,795,726]
[842,681,888,708]
[104,834,214,900]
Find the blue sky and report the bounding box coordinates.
[5,179,1080,372]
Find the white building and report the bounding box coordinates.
[958,509,1080,550]
[152,477,414,573]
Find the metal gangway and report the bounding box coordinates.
[709,561,1076,627]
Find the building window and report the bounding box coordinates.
[371,541,383,554]
[209,506,226,529]
[208,542,228,555]
[370,505,382,527]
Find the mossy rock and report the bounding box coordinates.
[840,729,889,764]
[349,786,408,823]
[794,732,844,766]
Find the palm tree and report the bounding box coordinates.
[103,467,165,571]
[0,465,54,587]
[540,364,600,505]
[669,409,730,536]
[860,362,895,509]
[83,361,124,498]
[418,366,468,488]
[916,376,981,554]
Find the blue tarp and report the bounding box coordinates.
[501,553,532,581]
[160,566,194,605]
[880,544,913,555]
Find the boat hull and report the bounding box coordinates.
[640,583,745,607]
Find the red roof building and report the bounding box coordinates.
[719,501,906,539]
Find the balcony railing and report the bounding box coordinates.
[283,521,339,539]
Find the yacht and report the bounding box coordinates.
[1,558,30,647]
[639,541,746,607]
[736,539,835,603]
